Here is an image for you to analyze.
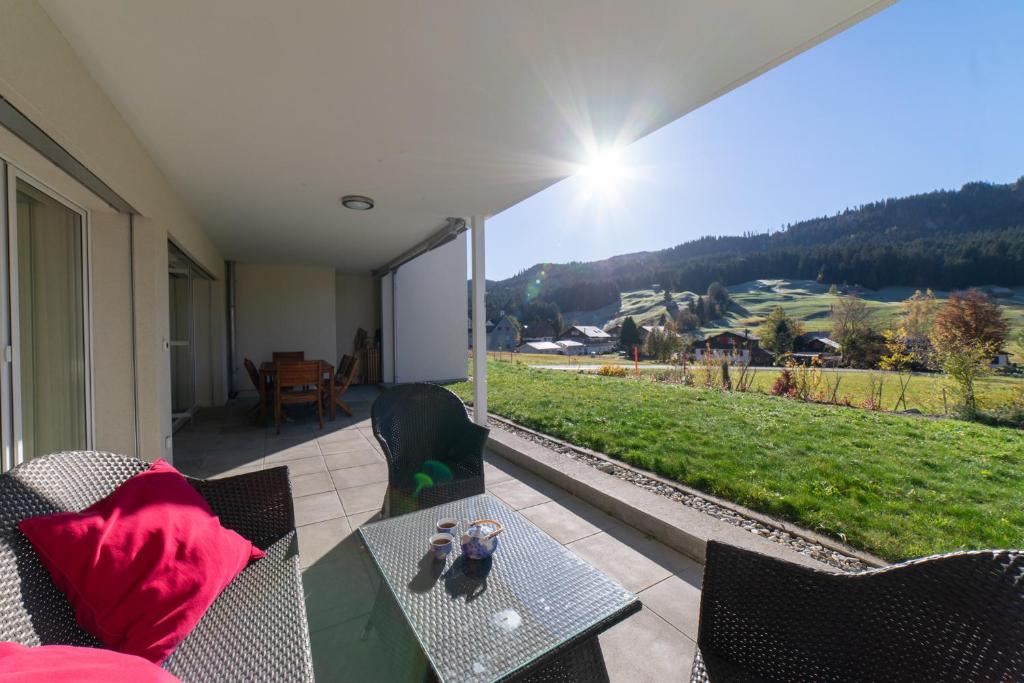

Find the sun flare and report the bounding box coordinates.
[578,148,627,196]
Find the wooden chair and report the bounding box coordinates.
[273,360,323,434]
[327,355,360,417]
[272,351,304,362]
[243,358,265,419]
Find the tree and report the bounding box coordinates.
[930,290,1008,353]
[757,306,803,357]
[878,329,915,410]
[620,316,642,350]
[900,289,936,366]
[929,291,1007,416]
[707,281,730,315]
[674,308,700,331]
[831,295,876,367]
[519,299,564,337]
[644,321,683,362]
[827,283,838,296]
[930,335,993,417]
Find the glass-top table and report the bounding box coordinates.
[359,493,641,682]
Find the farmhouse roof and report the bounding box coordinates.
[566,325,611,339]
[522,341,560,351]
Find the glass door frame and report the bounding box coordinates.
[168,242,210,433]
[0,157,95,471]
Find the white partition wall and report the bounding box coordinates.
[384,232,468,385]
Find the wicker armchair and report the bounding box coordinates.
[0,451,313,682]
[371,383,489,517]
[691,540,1024,682]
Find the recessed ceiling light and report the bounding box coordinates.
[341,195,374,210]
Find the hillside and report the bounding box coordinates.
[559,279,1024,361]
[484,178,1024,321]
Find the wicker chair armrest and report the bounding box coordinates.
[189,467,295,550]
[447,421,489,475]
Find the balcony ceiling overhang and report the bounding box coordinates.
[40,0,892,273]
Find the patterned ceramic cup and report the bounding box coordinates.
[436,517,458,537]
[429,533,454,560]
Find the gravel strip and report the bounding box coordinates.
[485,415,871,573]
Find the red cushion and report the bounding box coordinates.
[0,642,180,682]
[17,459,264,664]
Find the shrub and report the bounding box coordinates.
[596,364,628,378]
[770,368,797,397]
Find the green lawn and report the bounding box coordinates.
[660,366,1024,415]
[452,362,1024,561]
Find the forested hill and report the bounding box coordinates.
[484,178,1024,318]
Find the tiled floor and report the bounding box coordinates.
[174,388,702,682]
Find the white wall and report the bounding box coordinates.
[0,1,227,462]
[381,273,394,383]
[391,232,469,384]
[234,263,336,394]
[335,272,377,361]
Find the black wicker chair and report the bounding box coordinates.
[0,451,313,682]
[371,383,489,517]
[691,540,1024,682]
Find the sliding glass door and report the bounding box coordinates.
[168,243,209,431]
[1,162,91,470]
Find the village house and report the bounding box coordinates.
[692,329,772,365]
[557,325,615,354]
[521,321,557,343]
[486,315,520,351]
[792,332,843,365]
[556,340,586,355]
[520,341,561,355]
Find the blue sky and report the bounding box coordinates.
[482,0,1024,280]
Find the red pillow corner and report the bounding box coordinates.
[0,642,180,683]
[17,458,264,664]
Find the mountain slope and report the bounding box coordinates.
[485,177,1024,319]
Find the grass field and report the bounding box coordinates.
[497,354,1024,415]
[639,365,1024,415]
[453,362,1024,561]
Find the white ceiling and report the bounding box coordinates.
[41,0,892,273]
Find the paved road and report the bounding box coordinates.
[532,363,939,376]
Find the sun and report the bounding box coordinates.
[576,147,629,198]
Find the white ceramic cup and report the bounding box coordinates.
[436,517,459,536]
[429,533,454,560]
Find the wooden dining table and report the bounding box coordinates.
[258,360,335,423]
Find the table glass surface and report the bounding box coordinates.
[359,494,639,683]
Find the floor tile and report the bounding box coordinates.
[482,459,519,485]
[208,462,264,479]
[568,531,673,592]
[310,613,427,683]
[598,607,696,682]
[294,491,345,526]
[519,497,612,544]
[318,430,371,450]
[639,574,703,640]
[282,455,328,477]
[290,471,336,498]
[487,476,564,510]
[302,534,376,632]
[331,463,388,490]
[265,440,322,463]
[338,482,386,515]
[323,447,383,471]
[297,516,353,568]
[345,510,382,530]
